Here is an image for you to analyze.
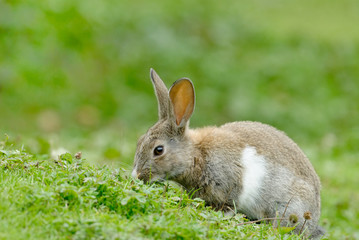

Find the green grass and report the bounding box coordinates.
[1,137,308,240]
[0,0,358,239]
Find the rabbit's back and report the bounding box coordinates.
[220,121,320,186]
[188,121,319,186]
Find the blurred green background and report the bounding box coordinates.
[0,0,358,238]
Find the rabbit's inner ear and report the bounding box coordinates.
[150,68,170,119]
[169,78,195,126]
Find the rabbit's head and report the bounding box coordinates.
[132,69,195,183]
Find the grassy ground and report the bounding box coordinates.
[1,138,306,240]
[0,0,358,239]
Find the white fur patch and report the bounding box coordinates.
[238,146,267,218]
[131,167,137,179]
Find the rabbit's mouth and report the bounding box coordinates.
[136,168,164,184]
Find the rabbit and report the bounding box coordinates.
[132,69,324,239]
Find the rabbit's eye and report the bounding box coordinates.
[154,145,164,156]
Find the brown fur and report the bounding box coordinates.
[132,69,324,239]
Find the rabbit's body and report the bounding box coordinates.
[133,69,324,239]
[180,121,321,235]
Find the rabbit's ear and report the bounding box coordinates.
[150,68,170,120]
[169,78,195,127]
